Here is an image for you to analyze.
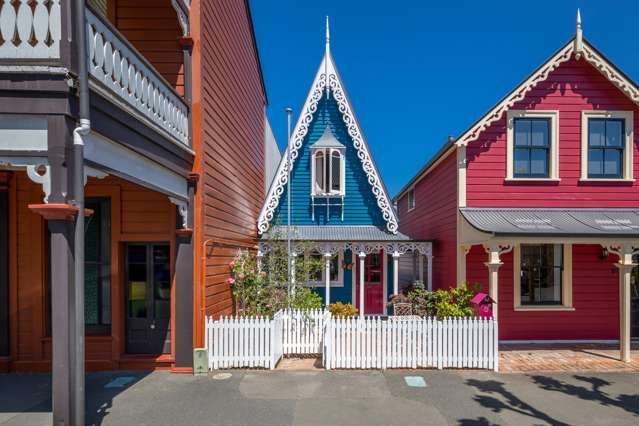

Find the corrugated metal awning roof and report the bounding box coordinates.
[460,207,639,237]
[261,225,412,241]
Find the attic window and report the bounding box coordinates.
[313,148,344,196]
[311,125,345,197]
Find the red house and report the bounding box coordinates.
[395,14,638,361]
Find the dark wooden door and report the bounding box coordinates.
[125,243,171,354]
[356,251,384,315]
[0,190,8,356]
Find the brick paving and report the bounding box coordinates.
[500,343,639,373]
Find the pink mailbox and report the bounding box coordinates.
[471,292,496,319]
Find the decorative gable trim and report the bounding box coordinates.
[258,52,399,234]
[456,39,639,147]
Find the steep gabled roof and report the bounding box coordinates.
[258,22,398,234]
[395,18,639,201]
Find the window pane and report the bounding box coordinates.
[588,119,605,147]
[514,148,530,176]
[588,148,603,176]
[514,119,530,147]
[520,244,562,305]
[85,263,99,325]
[314,152,324,193]
[329,255,339,282]
[331,152,341,192]
[606,120,623,147]
[604,149,622,177]
[531,119,549,147]
[85,203,101,262]
[530,148,549,176]
[310,253,323,282]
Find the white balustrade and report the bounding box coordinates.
[86,9,189,146]
[0,0,61,59]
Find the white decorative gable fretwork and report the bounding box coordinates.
[455,38,639,147]
[257,46,399,234]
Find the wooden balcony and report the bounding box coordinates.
[0,0,189,148]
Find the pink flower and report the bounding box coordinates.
[227,277,235,284]
[238,273,245,280]
[229,261,235,268]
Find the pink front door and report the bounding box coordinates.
[355,251,384,315]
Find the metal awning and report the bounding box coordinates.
[460,207,639,237]
[261,225,412,241]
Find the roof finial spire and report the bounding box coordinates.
[326,15,330,52]
[574,8,583,59]
[325,16,330,99]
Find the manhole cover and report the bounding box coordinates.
[404,376,426,388]
[212,373,232,380]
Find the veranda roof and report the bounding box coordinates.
[261,225,412,241]
[461,207,639,237]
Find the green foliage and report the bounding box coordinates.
[289,287,323,311]
[328,301,358,317]
[398,282,480,319]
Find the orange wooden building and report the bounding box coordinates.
[0,0,271,374]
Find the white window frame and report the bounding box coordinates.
[304,250,344,288]
[506,110,560,181]
[580,110,634,182]
[407,188,416,211]
[311,148,346,197]
[513,243,573,311]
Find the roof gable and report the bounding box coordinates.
[258,44,398,234]
[455,37,639,147]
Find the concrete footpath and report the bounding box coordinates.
[1,369,638,425]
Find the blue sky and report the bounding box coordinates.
[250,0,639,196]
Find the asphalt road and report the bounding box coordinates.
[1,369,638,425]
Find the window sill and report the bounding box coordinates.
[504,177,561,183]
[305,282,344,288]
[578,178,634,184]
[312,193,345,198]
[514,305,574,312]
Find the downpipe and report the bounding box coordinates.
[72,118,90,426]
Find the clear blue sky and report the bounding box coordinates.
[250,0,638,196]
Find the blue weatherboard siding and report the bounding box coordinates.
[273,95,384,227]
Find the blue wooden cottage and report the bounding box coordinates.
[258,20,432,315]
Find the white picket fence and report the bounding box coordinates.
[205,311,499,371]
[205,314,283,370]
[324,317,499,371]
[279,309,331,355]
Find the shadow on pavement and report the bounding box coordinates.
[0,371,151,425]
[531,375,639,417]
[457,378,570,426]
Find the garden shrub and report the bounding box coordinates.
[328,301,358,317]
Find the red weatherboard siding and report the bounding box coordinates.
[466,244,618,340]
[398,150,458,290]
[466,58,639,207]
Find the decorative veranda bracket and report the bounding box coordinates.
[258,241,432,258]
[603,243,639,265]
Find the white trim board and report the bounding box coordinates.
[84,131,188,201]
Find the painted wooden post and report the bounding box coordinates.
[427,254,433,291]
[418,254,424,283]
[392,251,400,295]
[483,243,511,321]
[608,243,638,362]
[290,253,297,295]
[359,252,366,317]
[324,253,332,306]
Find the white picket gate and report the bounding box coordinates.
[279,309,331,355]
[206,315,283,370]
[323,317,499,371]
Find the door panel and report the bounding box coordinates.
[355,251,384,315]
[125,243,171,354]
